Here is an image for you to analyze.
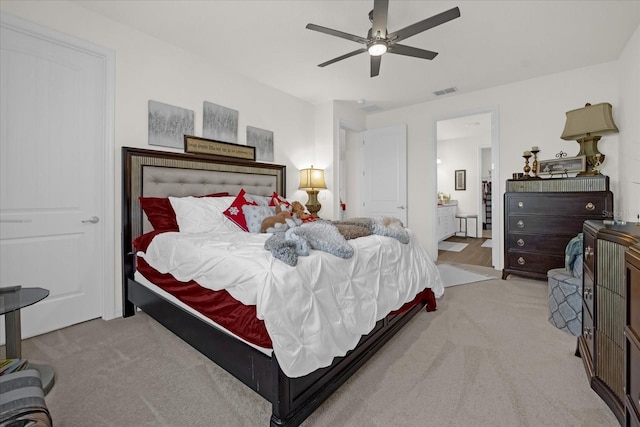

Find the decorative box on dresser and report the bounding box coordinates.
[625,242,640,427]
[502,176,613,280]
[579,221,640,425]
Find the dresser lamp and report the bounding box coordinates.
[560,102,618,176]
[298,166,326,218]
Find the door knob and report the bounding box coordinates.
[81,216,100,224]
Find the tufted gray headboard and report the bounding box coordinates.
[121,146,286,288]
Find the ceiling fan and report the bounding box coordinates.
[306,0,460,77]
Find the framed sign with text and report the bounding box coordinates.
[184,135,256,160]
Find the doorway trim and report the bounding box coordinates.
[433,105,501,270]
[336,118,366,220]
[2,13,117,319]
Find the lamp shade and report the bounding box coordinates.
[560,102,619,140]
[299,166,327,190]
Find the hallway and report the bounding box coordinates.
[437,231,493,268]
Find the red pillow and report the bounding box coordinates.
[269,192,291,209]
[139,197,178,231]
[139,192,229,231]
[223,189,257,231]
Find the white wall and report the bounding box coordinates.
[364,61,623,266]
[617,25,640,222]
[0,1,316,313]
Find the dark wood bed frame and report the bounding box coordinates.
[121,146,429,426]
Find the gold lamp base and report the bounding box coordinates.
[304,190,321,218]
[576,135,604,176]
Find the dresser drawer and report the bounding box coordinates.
[507,215,591,235]
[584,270,594,320]
[627,337,640,421]
[584,229,596,277]
[506,193,612,216]
[583,304,595,360]
[506,233,570,253]
[628,259,640,337]
[505,251,564,275]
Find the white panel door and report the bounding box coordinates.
[359,125,408,225]
[0,16,109,340]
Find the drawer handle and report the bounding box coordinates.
[584,287,592,299]
[517,257,525,265]
[516,238,525,247]
[517,201,524,208]
[517,220,525,228]
[585,246,593,259]
[585,202,595,211]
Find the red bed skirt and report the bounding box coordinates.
[134,231,437,350]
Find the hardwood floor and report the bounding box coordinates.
[437,233,493,267]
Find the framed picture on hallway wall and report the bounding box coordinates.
[455,169,466,190]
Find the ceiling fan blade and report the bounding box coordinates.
[388,43,438,60]
[388,7,460,43]
[306,23,368,45]
[318,48,367,67]
[371,0,389,38]
[371,55,382,77]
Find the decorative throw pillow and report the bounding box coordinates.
[245,193,271,206]
[242,205,276,233]
[169,196,238,234]
[139,197,179,231]
[140,192,229,231]
[269,192,291,210]
[223,189,258,231]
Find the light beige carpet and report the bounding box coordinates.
[7,265,618,427]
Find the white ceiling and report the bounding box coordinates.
[437,112,492,141]
[75,0,639,112]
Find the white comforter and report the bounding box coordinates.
[139,229,444,377]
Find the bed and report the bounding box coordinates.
[121,146,443,426]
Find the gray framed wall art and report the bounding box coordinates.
[203,101,238,143]
[247,126,274,162]
[148,100,194,149]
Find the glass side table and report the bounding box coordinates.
[0,285,55,394]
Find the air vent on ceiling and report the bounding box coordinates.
[433,87,458,96]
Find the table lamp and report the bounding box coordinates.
[298,166,326,217]
[560,102,618,176]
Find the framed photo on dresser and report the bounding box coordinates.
[538,156,586,175]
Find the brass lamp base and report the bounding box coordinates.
[304,190,321,218]
[576,135,604,176]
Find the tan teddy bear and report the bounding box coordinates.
[260,206,293,233]
[291,201,315,222]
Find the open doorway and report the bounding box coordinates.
[336,120,366,220]
[435,108,499,268]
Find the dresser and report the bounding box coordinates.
[502,176,613,280]
[579,221,640,425]
[437,202,457,242]
[625,242,640,427]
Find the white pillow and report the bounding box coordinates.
[169,196,239,233]
[242,205,276,233]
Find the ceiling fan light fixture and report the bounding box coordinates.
[368,42,387,56]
